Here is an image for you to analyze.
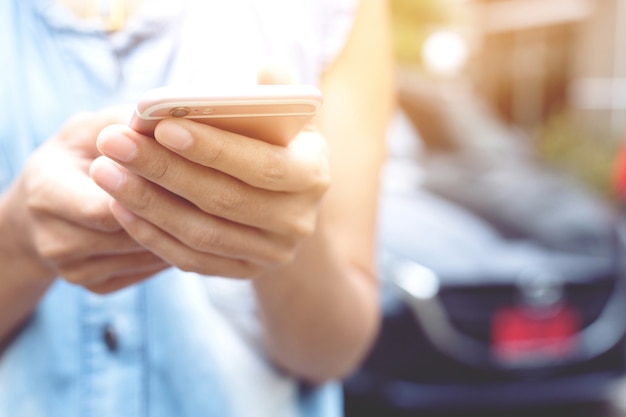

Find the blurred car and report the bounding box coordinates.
[343,78,626,414]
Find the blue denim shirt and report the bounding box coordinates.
[0,1,356,415]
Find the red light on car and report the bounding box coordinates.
[491,304,580,365]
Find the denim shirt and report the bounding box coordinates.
[0,1,356,416]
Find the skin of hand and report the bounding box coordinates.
[2,108,170,294]
[90,119,330,279]
[91,0,394,383]
[251,0,394,382]
[0,108,171,349]
[1,0,390,382]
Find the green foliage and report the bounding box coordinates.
[534,112,621,199]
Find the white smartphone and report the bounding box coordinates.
[129,84,323,146]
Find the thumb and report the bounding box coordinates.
[256,62,295,85]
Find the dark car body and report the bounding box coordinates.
[343,77,626,414]
[344,188,626,413]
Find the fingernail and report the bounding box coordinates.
[97,128,138,162]
[91,157,125,191]
[156,121,193,150]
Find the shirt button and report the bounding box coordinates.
[103,324,118,353]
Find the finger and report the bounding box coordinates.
[28,146,122,232]
[59,250,169,287]
[91,155,318,237]
[108,201,274,278]
[96,116,329,193]
[96,169,301,265]
[256,62,295,85]
[33,214,151,264]
[85,265,168,295]
[57,105,134,156]
[154,118,330,192]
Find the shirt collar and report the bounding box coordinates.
[33,0,187,44]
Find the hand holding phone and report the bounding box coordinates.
[129,84,323,147]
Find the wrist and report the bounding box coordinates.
[0,182,56,284]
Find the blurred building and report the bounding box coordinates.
[468,0,626,138]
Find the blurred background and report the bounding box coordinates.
[393,0,626,195]
[343,0,626,416]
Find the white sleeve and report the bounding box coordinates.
[316,0,359,71]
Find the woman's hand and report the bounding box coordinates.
[6,109,170,293]
[90,118,330,279]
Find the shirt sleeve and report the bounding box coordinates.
[317,0,359,72]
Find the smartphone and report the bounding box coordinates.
[129,84,323,146]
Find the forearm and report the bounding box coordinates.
[0,273,51,352]
[253,0,394,383]
[0,185,54,350]
[253,219,380,383]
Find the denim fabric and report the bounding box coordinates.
[0,0,354,415]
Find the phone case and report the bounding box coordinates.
[129,84,323,146]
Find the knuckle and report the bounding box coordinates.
[38,245,69,264]
[177,256,203,274]
[204,134,227,165]
[128,220,157,246]
[207,189,245,215]
[284,215,317,240]
[58,267,91,286]
[146,155,170,181]
[310,163,331,195]
[26,194,46,216]
[25,178,52,214]
[259,151,288,186]
[188,225,223,252]
[132,182,158,213]
[30,224,83,265]
[36,237,75,264]
[76,199,117,230]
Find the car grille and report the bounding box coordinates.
[438,279,615,342]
